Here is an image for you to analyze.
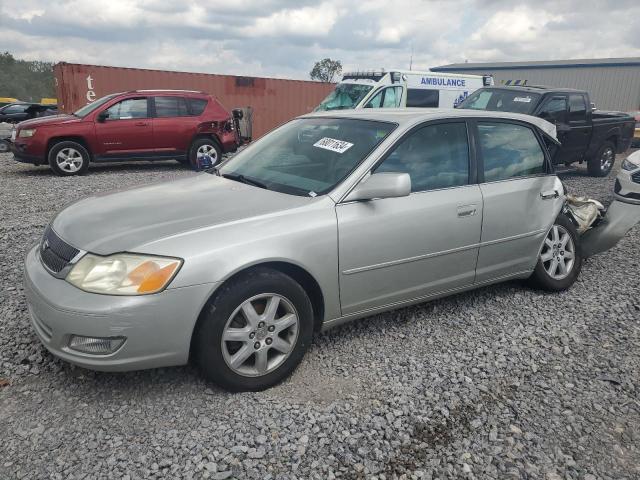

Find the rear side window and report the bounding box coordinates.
[569,94,586,122]
[154,96,189,117]
[478,122,546,182]
[375,122,469,192]
[188,98,208,116]
[407,89,439,108]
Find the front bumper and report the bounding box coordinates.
[614,168,640,205]
[23,246,217,371]
[11,141,42,165]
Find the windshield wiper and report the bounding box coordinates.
[221,173,268,190]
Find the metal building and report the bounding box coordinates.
[432,58,640,112]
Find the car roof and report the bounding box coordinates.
[128,89,208,96]
[302,108,558,140]
[481,85,585,94]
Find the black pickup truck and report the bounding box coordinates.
[459,86,635,176]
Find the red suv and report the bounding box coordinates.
[11,90,239,175]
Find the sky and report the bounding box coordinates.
[1,0,639,80]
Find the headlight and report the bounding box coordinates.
[18,129,37,138]
[621,157,640,171]
[66,253,182,295]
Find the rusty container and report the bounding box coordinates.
[53,63,334,138]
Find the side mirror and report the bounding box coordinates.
[97,111,109,122]
[344,172,411,202]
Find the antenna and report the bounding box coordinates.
[409,43,414,71]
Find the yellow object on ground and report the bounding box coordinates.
[40,98,57,105]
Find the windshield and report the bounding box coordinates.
[218,117,396,196]
[459,89,541,114]
[315,83,374,111]
[73,94,119,118]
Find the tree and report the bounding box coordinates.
[310,58,342,83]
[0,51,55,101]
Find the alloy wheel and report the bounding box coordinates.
[196,144,218,162]
[56,147,84,173]
[600,147,614,173]
[540,225,575,280]
[221,294,299,377]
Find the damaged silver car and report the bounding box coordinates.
[23,109,640,391]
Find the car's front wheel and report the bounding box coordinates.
[194,268,314,391]
[48,141,90,176]
[529,214,582,291]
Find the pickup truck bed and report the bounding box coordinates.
[460,86,635,177]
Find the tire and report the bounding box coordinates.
[0,140,9,153]
[528,214,582,292]
[587,141,615,177]
[194,268,314,392]
[48,141,90,176]
[188,137,222,169]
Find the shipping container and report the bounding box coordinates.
[53,63,334,138]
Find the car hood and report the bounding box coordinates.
[18,114,81,129]
[52,174,318,255]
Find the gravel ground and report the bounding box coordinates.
[0,153,638,480]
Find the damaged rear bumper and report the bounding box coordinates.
[580,200,640,257]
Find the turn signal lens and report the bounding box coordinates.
[137,263,180,294]
[67,253,182,295]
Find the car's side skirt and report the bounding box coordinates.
[320,269,533,332]
[93,151,187,163]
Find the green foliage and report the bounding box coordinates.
[310,58,342,83]
[0,52,55,102]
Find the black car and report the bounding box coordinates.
[460,86,635,177]
[0,102,58,124]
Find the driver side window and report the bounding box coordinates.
[365,87,403,109]
[105,97,148,120]
[374,122,470,192]
[539,97,568,124]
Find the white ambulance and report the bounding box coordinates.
[315,69,493,111]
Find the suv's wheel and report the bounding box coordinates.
[528,214,582,291]
[194,268,314,391]
[188,138,222,169]
[0,140,9,153]
[587,141,615,177]
[48,141,90,176]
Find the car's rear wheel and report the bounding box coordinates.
[0,140,9,153]
[194,268,314,391]
[587,141,615,177]
[48,141,90,176]
[188,137,222,169]
[528,214,582,291]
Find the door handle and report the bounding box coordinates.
[540,190,559,199]
[134,121,149,126]
[457,204,477,217]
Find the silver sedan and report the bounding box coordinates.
[23,109,639,391]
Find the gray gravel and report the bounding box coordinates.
[1,154,639,480]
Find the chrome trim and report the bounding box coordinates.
[322,269,533,331]
[342,229,546,275]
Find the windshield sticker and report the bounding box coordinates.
[513,96,532,103]
[313,137,354,154]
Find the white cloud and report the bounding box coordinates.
[242,3,340,37]
[1,0,639,79]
